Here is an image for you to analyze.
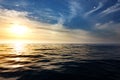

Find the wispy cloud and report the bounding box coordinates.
[31,8,60,23]
[0,8,29,26]
[68,0,81,21]
[0,0,28,8]
[84,2,103,17]
[14,1,28,7]
[99,0,120,17]
[95,21,120,34]
[56,13,65,25]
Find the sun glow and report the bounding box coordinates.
[9,24,29,35]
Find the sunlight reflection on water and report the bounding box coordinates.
[0,43,120,80]
[13,42,25,55]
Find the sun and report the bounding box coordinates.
[9,24,28,35]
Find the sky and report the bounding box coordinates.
[0,0,120,43]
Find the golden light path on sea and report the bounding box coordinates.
[0,42,27,69]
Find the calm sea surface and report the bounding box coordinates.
[0,43,120,80]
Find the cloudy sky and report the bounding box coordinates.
[0,0,120,43]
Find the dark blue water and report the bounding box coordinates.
[0,43,120,80]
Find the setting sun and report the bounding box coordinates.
[9,24,29,35]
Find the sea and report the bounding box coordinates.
[0,43,120,80]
